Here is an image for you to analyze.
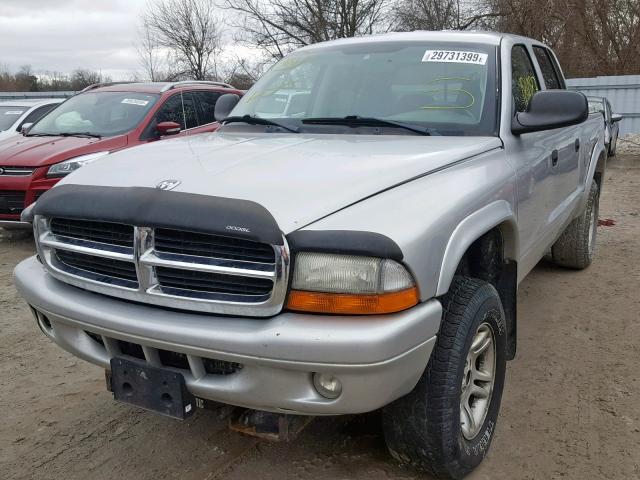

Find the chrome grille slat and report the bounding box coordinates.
[0,167,35,176]
[41,232,134,259]
[139,250,276,278]
[35,216,289,316]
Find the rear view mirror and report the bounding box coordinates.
[157,121,181,136]
[21,123,34,135]
[612,113,623,123]
[512,91,588,135]
[214,94,240,122]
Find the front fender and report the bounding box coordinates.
[292,148,517,301]
[435,200,518,296]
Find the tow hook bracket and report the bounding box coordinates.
[229,408,314,441]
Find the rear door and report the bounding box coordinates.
[532,46,582,231]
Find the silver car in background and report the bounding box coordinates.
[588,96,622,156]
[0,98,64,141]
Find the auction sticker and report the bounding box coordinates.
[121,98,149,106]
[422,50,488,65]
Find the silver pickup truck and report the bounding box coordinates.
[14,31,604,478]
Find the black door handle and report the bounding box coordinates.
[575,138,580,151]
[551,150,558,166]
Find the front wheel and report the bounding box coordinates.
[382,276,507,479]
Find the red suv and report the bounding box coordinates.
[0,81,243,228]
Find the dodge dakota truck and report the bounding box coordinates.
[14,31,604,478]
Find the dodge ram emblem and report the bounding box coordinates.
[156,179,181,191]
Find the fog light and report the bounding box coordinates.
[313,373,342,399]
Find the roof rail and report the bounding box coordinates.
[160,80,235,92]
[80,81,138,93]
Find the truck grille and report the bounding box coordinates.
[35,216,289,316]
[155,228,275,263]
[55,250,139,287]
[156,267,274,296]
[0,190,26,215]
[50,218,134,247]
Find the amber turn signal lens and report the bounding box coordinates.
[286,287,419,315]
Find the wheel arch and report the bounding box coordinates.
[436,201,519,360]
[436,200,518,297]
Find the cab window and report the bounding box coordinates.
[533,47,562,90]
[511,45,540,112]
[155,93,199,130]
[193,91,222,125]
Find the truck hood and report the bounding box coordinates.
[0,134,128,167]
[63,131,501,234]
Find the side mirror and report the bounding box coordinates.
[611,113,623,123]
[214,94,240,122]
[21,123,34,135]
[157,121,181,136]
[512,91,588,135]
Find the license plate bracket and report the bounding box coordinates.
[109,356,196,420]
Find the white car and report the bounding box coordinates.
[0,98,64,141]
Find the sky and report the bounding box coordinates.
[1,0,160,80]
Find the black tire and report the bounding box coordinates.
[609,133,617,156]
[382,276,507,479]
[551,181,599,269]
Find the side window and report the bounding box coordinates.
[193,91,221,125]
[17,104,57,130]
[511,45,540,112]
[155,93,199,130]
[547,51,566,89]
[533,47,561,89]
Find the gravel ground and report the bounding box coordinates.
[1,155,639,480]
[617,134,640,155]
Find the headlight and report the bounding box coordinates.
[47,151,110,177]
[286,252,418,314]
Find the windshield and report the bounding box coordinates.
[0,107,28,131]
[29,92,159,137]
[232,42,498,136]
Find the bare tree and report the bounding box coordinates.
[224,0,392,60]
[394,0,501,31]
[491,0,640,77]
[137,18,163,81]
[142,0,224,80]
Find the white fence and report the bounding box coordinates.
[567,75,640,136]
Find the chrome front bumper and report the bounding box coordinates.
[14,256,441,415]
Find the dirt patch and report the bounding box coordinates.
[1,155,639,480]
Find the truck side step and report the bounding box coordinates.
[229,408,314,441]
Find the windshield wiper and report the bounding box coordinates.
[25,133,59,137]
[302,115,432,136]
[223,115,299,133]
[59,132,102,139]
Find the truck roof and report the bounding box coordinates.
[298,30,544,51]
